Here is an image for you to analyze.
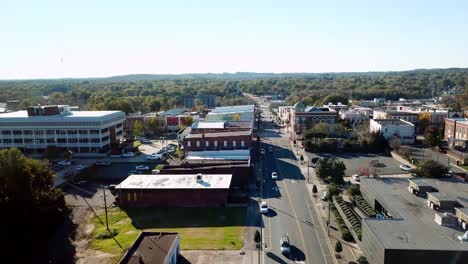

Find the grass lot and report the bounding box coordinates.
[90,207,246,255]
[154,164,165,170]
[460,165,468,171]
[132,140,142,148]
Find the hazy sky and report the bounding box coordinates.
[1,0,468,79]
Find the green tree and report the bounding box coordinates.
[412,160,449,178]
[347,184,361,196]
[0,148,68,262]
[358,256,369,264]
[185,116,194,126]
[317,158,346,184]
[369,131,387,153]
[388,136,401,151]
[418,112,432,131]
[148,117,158,135]
[134,120,144,137]
[320,93,349,106]
[326,183,341,200]
[424,125,442,147]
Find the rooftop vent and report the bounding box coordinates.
[196,173,203,182]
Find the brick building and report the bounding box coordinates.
[444,118,468,142]
[291,102,339,133]
[116,173,232,207]
[183,130,251,151]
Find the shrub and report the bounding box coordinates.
[358,256,369,264]
[312,184,318,194]
[347,184,360,196]
[341,228,353,242]
[335,241,343,253]
[254,230,261,243]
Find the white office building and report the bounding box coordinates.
[369,119,415,144]
[0,105,125,155]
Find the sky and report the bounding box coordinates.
[1,0,468,79]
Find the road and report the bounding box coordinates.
[257,106,334,264]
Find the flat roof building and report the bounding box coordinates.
[0,105,125,155]
[369,119,415,144]
[119,232,180,264]
[116,174,232,206]
[360,177,468,264]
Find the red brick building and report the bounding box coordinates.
[183,130,252,152]
[116,174,232,207]
[444,118,468,142]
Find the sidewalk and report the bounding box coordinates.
[289,139,362,263]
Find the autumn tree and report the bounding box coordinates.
[134,120,144,138]
[418,112,432,131]
[148,117,158,135]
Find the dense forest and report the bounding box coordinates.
[1,68,467,113]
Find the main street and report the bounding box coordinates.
[257,104,335,264]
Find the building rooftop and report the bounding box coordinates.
[116,174,232,190]
[210,105,254,114]
[192,121,225,129]
[119,232,178,264]
[186,130,251,139]
[408,178,432,188]
[448,118,468,125]
[186,149,250,161]
[361,177,468,251]
[0,110,124,120]
[371,119,414,126]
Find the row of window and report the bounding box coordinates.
[0,138,102,144]
[0,129,105,135]
[187,140,246,148]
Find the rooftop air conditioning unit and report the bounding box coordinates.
[196,173,202,182]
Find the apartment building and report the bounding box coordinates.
[0,105,125,154]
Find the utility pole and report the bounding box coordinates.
[327,198,331,237]
[103,185,109,231]
[307,160,310,184]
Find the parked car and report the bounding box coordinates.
[280,235,291,254]
[76,164,87,171]
[136,165,150,171]
[147,154,162,160]
[260,201,269,214]
[122,152,136,158]
[352,174,361,182]
[271,172,278,180]
[400,164,412,171]
[58,160,71,166]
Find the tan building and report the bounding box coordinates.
[291,102,338,133]
[373,110,419,124]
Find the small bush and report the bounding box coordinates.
[358,256,369,264]
[341,228,353,242]
[335,241,343,253]
[254,230,261,243]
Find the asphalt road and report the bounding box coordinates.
[258,106,334,264]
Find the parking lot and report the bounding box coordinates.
[307,152,405,176]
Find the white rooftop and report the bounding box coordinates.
[116,174,232,189]
[192,121,225,129]
[0,110,122,118]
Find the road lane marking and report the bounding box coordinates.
[304,197,333,264]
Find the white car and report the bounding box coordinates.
[280,235,291,254]
[121,152,136,158]
[400,164,412,171]
[136,165,150,171]
[271,172,278,180]
[260,201,269,214]
[76,164,87,171]
[352,174,361,182]
[147,154,162,160]
[58,160,71,166]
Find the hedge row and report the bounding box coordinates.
[335,196,362,241]
[354,195,376,218]
[331,204,354,242]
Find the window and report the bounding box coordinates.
[187,141,191,147]
[214,141,218,147]
[34,130,44,135]
[134,192,137,201]
[13,130,22,135]
[127,193,131,202]
[196,141,200,147]
[241,140,245,147]
[233,141,237,148]
[206,141,209,147]
[224,141,227,147]
[1,130,11,135]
